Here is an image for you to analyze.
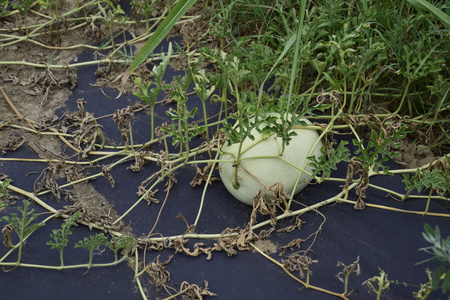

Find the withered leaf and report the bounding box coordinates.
[112,106,135,144]
[64,165,86,183]
[277,216,305,233]
[34,163,68,201]
[282,252,318,278]
[252,182,288,227]
[172,238,214,260]
[137,186,159,205]
[146,255,173,292]
[59,201,122,233]
[66,99,102,158]
[0,135,25,155]
[343,157,368,210]
[165,172,177,192]
[179,280,216,300]
[102,166,115,188]
[189,163,219,187]
[128,152,149,172]
[279,238,306,256]
[2,224,14,248]
[336,256,361,283]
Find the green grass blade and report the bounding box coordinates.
[257,34,296,103]
[129,0,197,73]
[286,0,307,110]
[407,0,450,28]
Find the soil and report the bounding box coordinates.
[395,140,437,169]
[0,2,120,229]
[0,0,212,244]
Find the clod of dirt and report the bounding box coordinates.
[395,142,437,169]
[254,239,278,254]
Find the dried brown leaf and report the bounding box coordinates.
[34,163,68,201]
[63,165,86,183]
[2,224,13,248]
[137,186,159,205]
[189,163,219,187]
[127,151,150,172]
[145,255,173,292]
[112,105,135,145]
[282,252,318,278]
[336,256,361,283]
[0,135,25,154]
[102,166,115,188]
[279,238,306,256]
[277,216,305,233]
[179,280,216,300]
[343,157,368,210]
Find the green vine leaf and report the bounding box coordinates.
[46,212,82,266]
[403,167,450,195]
[47,212,81,251]
[109,235,136,260]
[11,0,34,14]
[309,140,351,179]
[75,233,109,267]
[353,127,405,174]
[75,233,109,251]
[2,200,45,264]
[2,200,45,242]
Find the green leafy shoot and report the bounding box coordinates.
[133,77,152,104]
[130,0,156,32]
[0,0,13,18]
[133,43,173,140]
[97,2,126,49]
[109,235,136,261]
[37,0,60,19]
[37,0,51,11]
[416,224,450,294]
[161,75,206,155]
[11,0,34,15]
[11,0,35,38]
[192,66,216,143]
[152,43,173,88]
[402,157,449,212]
[74,233,109,268]
[309,140,351,181]
[353,127,405,174]
[221,91,260,146]
[1,200,45,264]
[403,165,450,195]
[47,212,82,267]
